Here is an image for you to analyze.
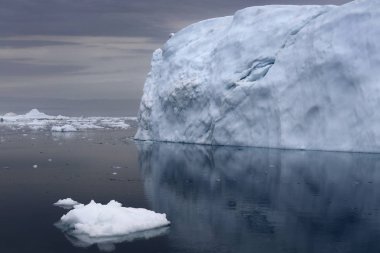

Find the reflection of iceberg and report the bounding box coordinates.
[51,131,77,140]
[138,141,380,253]
[56,223,169,252]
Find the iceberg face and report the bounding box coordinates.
[136,0,380,152]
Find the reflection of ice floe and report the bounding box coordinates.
[59,226,169,252]
[55,200,170,251]
[0,109,136,131]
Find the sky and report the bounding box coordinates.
[0,0,352,115]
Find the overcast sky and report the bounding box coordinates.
[0,0,352,115]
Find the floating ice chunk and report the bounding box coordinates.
[32,165,38,168]
[57,200,170,238]
[51,125,77,132]
[54,198,80,209]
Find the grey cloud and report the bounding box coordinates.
[0,39,80,48]
[0,36,158,100]
[0,59,83,76]
[0,0,353,115]
[0,0,352,39]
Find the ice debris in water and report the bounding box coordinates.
[54,198,80,209]
[55,200,170,251]
[0,109,136,131]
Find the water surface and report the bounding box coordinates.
[1,127,380,253]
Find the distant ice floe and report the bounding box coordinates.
[54,200,170,251]
[51,125,78,132]
[0,109,137,132]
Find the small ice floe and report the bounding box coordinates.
[54,198,80,209]
[48,158,53,162]
[112,172,117,175]
[32,165,38,168]
[51,125,77,132]
[55,200,170,251]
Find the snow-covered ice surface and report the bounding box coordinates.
[54,198,80,209]
[136,0,380,152]
[0,109,136,132]
[55,200,170,251]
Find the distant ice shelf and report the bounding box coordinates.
[0,109,137,132]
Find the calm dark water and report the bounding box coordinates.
[1,127,380,253]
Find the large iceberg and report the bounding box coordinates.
[136,0,380,152]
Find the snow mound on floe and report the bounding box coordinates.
[136,0,380,152]
[0,109,136,131]
[56,200,170,238]
[24,109,52,119]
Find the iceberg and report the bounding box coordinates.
[136,0,380,152]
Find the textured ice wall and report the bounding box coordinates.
[136,0,380,152]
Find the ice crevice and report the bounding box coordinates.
[280,8,332,49]
[233,58,276,86]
